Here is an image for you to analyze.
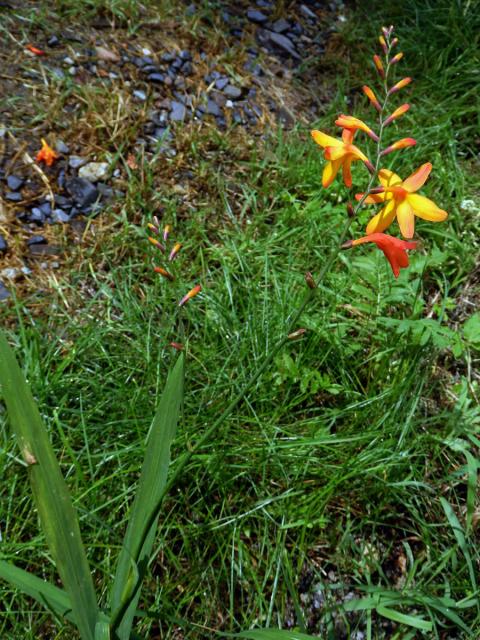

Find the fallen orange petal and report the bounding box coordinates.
[178,285,202,307]
[35,139,59,166]
[26,44,46,56]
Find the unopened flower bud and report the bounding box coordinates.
[383,103,410,127]
[381,137,416,156]
[163,224,172,242]
[178,285,201,307]
[147,223,159,234]
[347,203,355,218]
[362,85,382,112]
[169,242,182,261]
[373,54,385,78]
[391,37,399,47]
[389,52,403,65]
[378,35,388,55]
[170,342,184,350]
[148,237,165,252]
[388,77,412,95]
[288,328,307,340]
[154,266,175,281]
[305,272,316,289]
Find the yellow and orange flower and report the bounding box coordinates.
[357,163,448,238]
[36,139,59,166]
[343,233,417,278]
[311,128,373,188]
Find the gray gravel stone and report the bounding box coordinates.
[247,9,268,23]
[78,162,109,182]
[0,282,10,301]
[170,101,186,121]
[206,99,222,116]
[66,178,99,208]
[56,140,70,154]
[6,175,24,191]
[0,234,7,253]
[269,32,301,59]
[133,89,147,101]
[69,155,88,169]
[223,85,243,99]
[5,192,22,202]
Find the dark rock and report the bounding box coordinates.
[69,155,88,169]
[269,32,301,59]
[171,58,183,70]
[206,99,222,117]
[247,8,268,23]
[51,209,70,223]
[27,235,47,246]
[179,50,192,61]
[170,101,186,121]
[29,208,46,224]
[7,175,24,190]
[272,18,290,33]
[141,55,154,66]
[66,178,99,208]
[29,244,62,256]
[54,195,72,208]
[39,202,52,215]
[57,170,66,190]
[0,282,10,301]
[290,22,303,36]
[161,52,176,62]
[5,192,22,202]
[182,62,193,76]
[0,235,7,253]
[230,28,243,37]
[223,85,243,99]
[147,73,166,84]
[300,4,316,19]
[56,140,70,154]
[47,35,60,47]
[141,64,159,74]
[215,77,229,90]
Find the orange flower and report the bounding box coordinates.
[36,139,59,166]
[335,115,379,141]
[343,233,417,278]
[311,128,373,188]
[357,163,448,238]
[26,44,46,56]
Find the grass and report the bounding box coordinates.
[1,0,480,638]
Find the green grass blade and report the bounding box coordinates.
[376,605,433,632]
[0,331,99,640]
[110,353,184,638]
[235,631,314,640]
[0,559,74,622]
[440,497,477,591]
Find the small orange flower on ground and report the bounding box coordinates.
[311,128,373,188]
[26,44,46,56]
[343,233,417,278]
[357,163,448,238]
[36,139,59,166]
[178,285,201,307]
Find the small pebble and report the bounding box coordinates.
[69,156,88,169]
[0,282,10,301]
[56,140,70,154]
[170,101,186,121]
[247,9,268,23]
[0,235,8,253]
[6,175,24,191]
[5,192,22,202]
[133,89,147,101]
[47,35,60,47]
[27,235,47,246]
[78,162,109,182]
[223,85,242,99]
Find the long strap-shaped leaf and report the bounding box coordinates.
[110,353,184,639]
[235,631,314,639]
[0,559,74,622]
[0,331,99,640]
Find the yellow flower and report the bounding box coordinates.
[357,163,448,238]
[311,128,373,188]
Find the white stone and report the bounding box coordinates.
[78,162,110,182]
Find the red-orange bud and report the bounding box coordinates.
[383,103,410,127]
[389,52,404,65]
[305,272,316,289]
[178,285,201,307]
[26,44,46,56]
[170,342,184,350]
[347,203,355,218]
[288,329,307,340]
[154,266,175,281]
[388,77,412,95]
[169,242,182,261]
[379,35,388,55]
[148,236,165,252]
[381,138,417,156]
[362,85,382,112]
[373,54,385,78]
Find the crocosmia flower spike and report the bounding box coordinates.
[357,163,448,238]
[36,139,59,166]
[343,233,417,278]
[311,129,373,188]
